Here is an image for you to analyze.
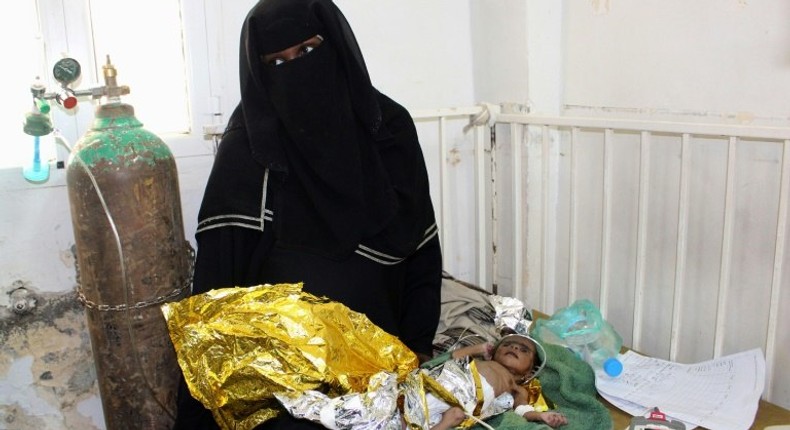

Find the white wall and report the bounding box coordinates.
[339,0,476,109]
[563,0,790,125]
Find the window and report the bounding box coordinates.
[1,0,218,172]
[1,2,44,169]
[89,0,191,134]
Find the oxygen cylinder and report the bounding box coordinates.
[66,59,192,429]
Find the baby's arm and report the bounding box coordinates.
[514,387,567,427]
[520,409,567,427]
[420,342,494,370]
[429,407,466,430]
[450,342,493,360]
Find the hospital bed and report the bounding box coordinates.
[413,104,790,412]
[434,273,790,429]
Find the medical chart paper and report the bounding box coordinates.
[595,348,765,430]
[599,389,698,429]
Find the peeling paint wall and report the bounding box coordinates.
[0,167,107,429]
[0,158,211,428]
[0,287,103,429]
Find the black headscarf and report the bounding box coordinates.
[199,0,435,260]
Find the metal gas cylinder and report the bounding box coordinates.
[66,59,192,429]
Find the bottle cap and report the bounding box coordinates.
[603,357,623,377]
[35,98,51,114]
[61,95,78,109]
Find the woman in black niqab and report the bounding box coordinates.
[174,0,443,428]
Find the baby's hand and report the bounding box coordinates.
[538,411,567,427]
[483,342,494,360]
[434,406,466,429]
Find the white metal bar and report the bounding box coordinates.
[412,108,790,142]
[632,131,652,351]
[568,127,580,302]
[411,106,484,120]
[669,133,692,361]
[713,136,737,358]
[765,139,790,402]
[475,125,488,289]
[599,129,614,315]
[438,117,449,270]
[512,123,524,301]
[491,128,500,294]
[497,113,790,140]
[542,125,552,311]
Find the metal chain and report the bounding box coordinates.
[75,242,196,312]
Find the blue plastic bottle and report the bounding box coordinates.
[22,106,54,183]
[533,299,624,377]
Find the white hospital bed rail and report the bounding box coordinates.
[411,105,790,408]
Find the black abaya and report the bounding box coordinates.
[173,0,442,428]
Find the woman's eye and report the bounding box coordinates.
[263,39,319,66]
[299,45,315,56]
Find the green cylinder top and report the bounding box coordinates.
[70,102,174,168]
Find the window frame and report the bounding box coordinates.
[32,0,224,165]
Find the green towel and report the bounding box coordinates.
[472,343,612,430]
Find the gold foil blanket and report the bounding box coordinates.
[161,283,418,430]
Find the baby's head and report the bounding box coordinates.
[491,333,546,383]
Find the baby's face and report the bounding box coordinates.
[493,337,537,378]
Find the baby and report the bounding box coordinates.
[422,334,568,429]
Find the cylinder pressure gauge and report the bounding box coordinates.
[53,58,81,85]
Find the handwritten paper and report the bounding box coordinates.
[595,348,765,430]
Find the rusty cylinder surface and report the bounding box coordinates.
[66,102,189,430]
